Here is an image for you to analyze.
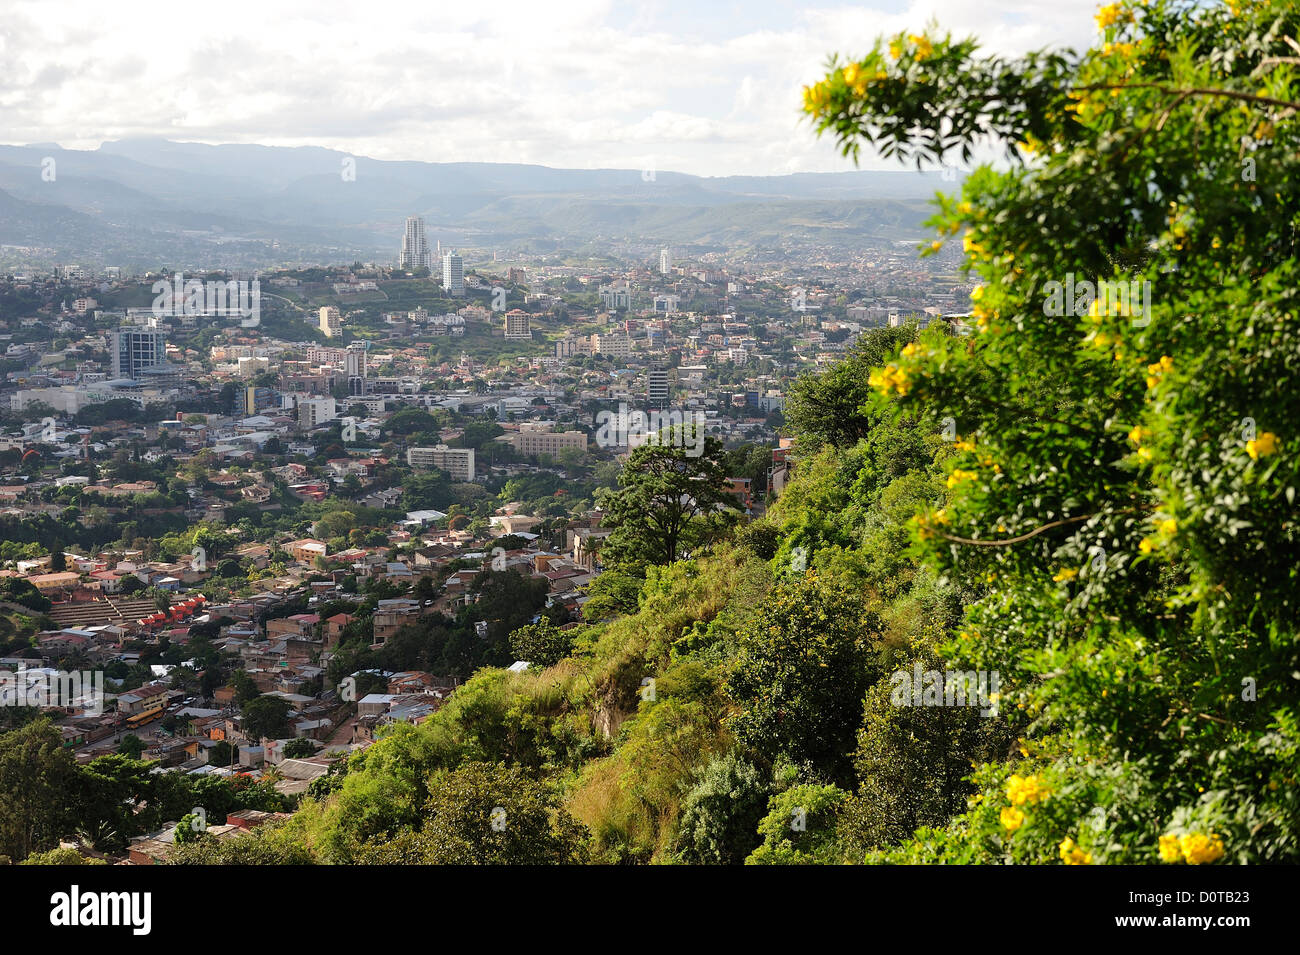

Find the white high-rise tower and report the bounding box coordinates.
[442,251,464,297]
[400,216,433,270]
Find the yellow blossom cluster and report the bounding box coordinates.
[1052,567,1080,583]
[963,231,990,259]
[1247,431,1278,460]
[1059,837,1093,865]
[1000,807,1025,832]
[1139,516,1177,555]
[946,468,978,489]
[1006,774,1051,806]
[868,363,912,396]
[801,82,831,114]
[1095,3,1134,29]
[1159,832,1225,865]
[1145,354,1173,390]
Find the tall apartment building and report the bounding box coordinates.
[505,431,588,457]
[647,364,670,409]
[503,309,531,340]
[399,216,433,270]
[659,248,672,274]
[110,327,167,379]
[298,396,337,429]
[345,342,368,396]
[319,306,342,338]
[442,252,464,297]
[590,333,632,358]
[406,445,475,481]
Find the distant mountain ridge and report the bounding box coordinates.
[0,138,957,268]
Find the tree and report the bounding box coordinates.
[803,0,1300,862]
[726,576,882,785]
[356,762,589,864]
[597,435,741,571]
[675,751,770,865]
[118,734,144,759]
[242,696,293,741]
[0,719,80,861]
[507,620,573,668]
[282,737,319,759]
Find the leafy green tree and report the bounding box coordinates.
[356,762,589,865]
[727,576,882,785]
[747,783,849,865]
[580,569,642,622]
[282,737,319,759]
[597,436,741,571]
[242,696,294,741]
[118,734,144,759]
[507,620,573,668]
[675,751,770,865]
[0,719,80,860]
[804,0,1300,862]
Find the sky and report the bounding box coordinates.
[0,0,1103,177]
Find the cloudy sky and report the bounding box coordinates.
[0,0,1101,177]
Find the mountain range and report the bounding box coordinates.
[0,139,958,268]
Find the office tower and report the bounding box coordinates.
[647,364,670,409]
[442,251,464,297]
[110,327,167,379]
[659,248,672,274]
[319,306,342,338]
[399,216,433,270]
[345,341,368,396]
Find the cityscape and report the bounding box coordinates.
[0,0,1289,928]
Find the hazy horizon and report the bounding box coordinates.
[2,0,1100,178]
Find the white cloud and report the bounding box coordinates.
[0,0,1100,176]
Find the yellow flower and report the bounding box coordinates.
[1128,426,1150,444]
[929,239,943,251]
[842,62,869,96]
[1052,567,1079,582]
[1158,834,1182,863]
[954,438,976,452]
[969,283,985,301]
[1001,807,1026,832]
[947,468,977,489]
[1247,431,1278,459]
[1096,3,1133,29]
[1139,537,1156,554]
[1158,518,1177,537]
[1059,837,1092,865]
[889,39,903,59]
[962,232,988,257]
[1006,774,1051,806]
[802,83,831,113]
[1179,832,1225,865]
[909,34,933,60]
[1160,355,1173,372]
